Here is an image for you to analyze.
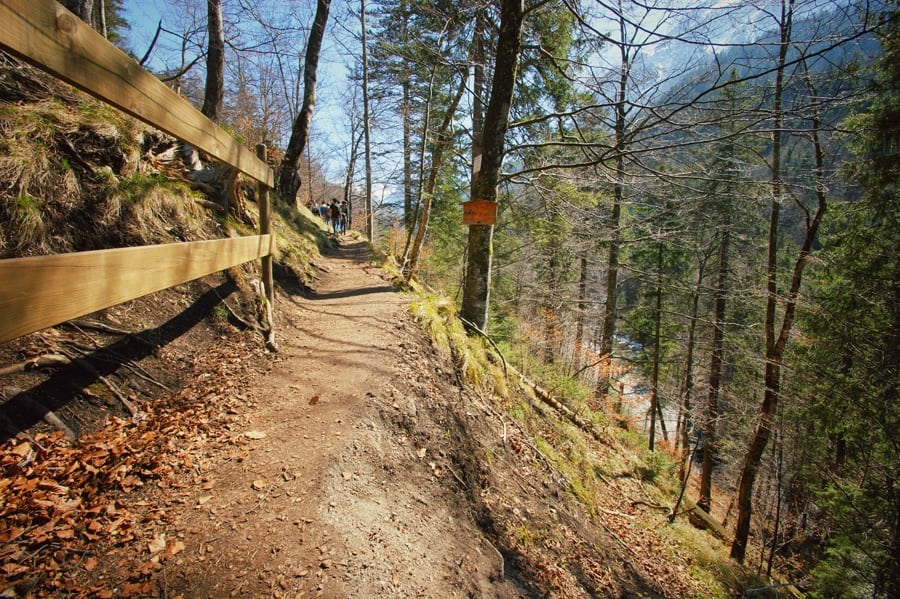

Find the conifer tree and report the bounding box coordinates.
[795,1,900,593]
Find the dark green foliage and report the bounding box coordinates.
[104,0,130,45]
[791,3,900,595]
[796,200,899,597]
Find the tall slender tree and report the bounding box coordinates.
[732,0,831,562]
[201,0,224,122]
[460,0,526,332]
[360,0,374,238]
[278,0,332,203]
[731,0,794,562]
[405,74,466,280]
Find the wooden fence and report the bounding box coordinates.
[0,0,276,346]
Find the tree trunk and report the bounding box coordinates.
[732,18,786,565]
[648,241,663,451]
[278,0,331,202]
[470,7,485,194]
[403,78,413,229]
[62,0,94,29]
[677,252,708,464]
[96,0,106,38]
[342,133,361,228]
[732,0,829,560]
[461,225,494,331]
[542,200,564,363]
[401,74,433,268]
[766,417,784,578]
[732,359,780,562]
[731,0,791,562]
[361,0,374,239]
[400,0,412,230]
[405,76,466,281]
[201,0,225,122]
[460,0,525,332]
[596,10,629,397]
[699,222,730,513]
[574,254,589,375]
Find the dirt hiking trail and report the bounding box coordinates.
[160,238,522,598]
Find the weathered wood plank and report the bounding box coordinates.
[0,0,274,187]
[0,235,274,343]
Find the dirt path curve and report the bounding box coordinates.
[168,238,518,598]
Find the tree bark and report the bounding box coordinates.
[361,0,374,239]
[596,5,630,397]
[62,0,94,29]
[648,241,663,451]
[730,0,791,556]
[95,0,106,38]
[470,7,485,195]
[699,221,729,513]
[460,0,525,332]
[201,0,225,122]
[343,130,362,229]
[573,254,589,375]
[405,75,466,280]
[732,0,827,561]
[677,252,708,465]
[402,42,413,229]
[278,0,332,202]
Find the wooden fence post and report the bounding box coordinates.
[257,144,276,351]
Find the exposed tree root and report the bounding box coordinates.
[2,386,77,441]
[0,354,70,377]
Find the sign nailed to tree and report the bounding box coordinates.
[462,199,498,225]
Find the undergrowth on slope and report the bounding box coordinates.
[407,293,502,388]
[0,72,331,290]
[0,96,208,257]
[401,281,765,598]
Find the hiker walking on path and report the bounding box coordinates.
[339,201,349,234]
[329,198,341,235]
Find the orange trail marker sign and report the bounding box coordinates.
[462,199,498,226]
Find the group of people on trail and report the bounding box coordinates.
[315,198,349,235]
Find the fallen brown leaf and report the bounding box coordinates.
[167,539,186,557]
[148,533,166,554]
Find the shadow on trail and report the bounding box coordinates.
[274,238,383,300]
[276,237,397,302]
[0,280,239,443]
[322,239,372,262]
[312,286,397,300]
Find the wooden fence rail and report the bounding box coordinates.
[0,0,277,346]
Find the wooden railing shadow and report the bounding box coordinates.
[0,281,239,442]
